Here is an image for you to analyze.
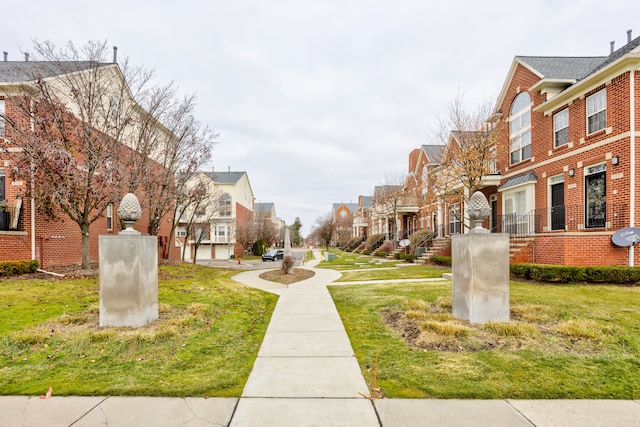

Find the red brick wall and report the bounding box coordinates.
[493,62,640,266]
[531,234,633,266]
[1,96,176,268]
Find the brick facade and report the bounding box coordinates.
[489,40,640,266]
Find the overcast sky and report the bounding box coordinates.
[3,1,640,236]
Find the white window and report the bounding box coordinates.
[106,204,113,231]
[0,99,5,137]
[195,227,208,241]
[219,193,232,217]
[587,89,606,134]
[509,92,532,165]
[501,180,536,236]
[449,203,461,234]
[339,210,347,219]
[553,109,569,148]
[176,227,187,237]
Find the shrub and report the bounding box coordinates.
[342,236,364,252]
[362,249,371,255]
[375,251,389,258]
[365,234,385,252]
[252,239,267,256]
[395,253,416,262]
[281,256,294,274]
[510,263,640,284]
[0,260,39,277]
[429,255,451,266]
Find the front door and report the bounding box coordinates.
[551,182,565,230]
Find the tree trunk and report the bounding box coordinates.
[81,222,91,270]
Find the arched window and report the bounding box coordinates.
[509,92,532,165]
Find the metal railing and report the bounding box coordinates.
[492,203,628,237]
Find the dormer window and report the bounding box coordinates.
[509,92,532,165]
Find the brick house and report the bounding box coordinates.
[352,195,372,240]
[0,58,174,268]
[254,202,286,247]
[331,202,357,246]
[488,32,640,266]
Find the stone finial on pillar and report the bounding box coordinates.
[468,191,491,233]
[117,193,142,235]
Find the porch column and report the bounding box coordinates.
[437,197,444,238]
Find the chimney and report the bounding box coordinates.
[228,166,231,172]
[3,52,7,62]
[628,29,633,43]
[610,41,615,54]
[112,46,118,63]
[24,52,29,62]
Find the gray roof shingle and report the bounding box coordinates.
[421,144,445,163]
[516,56,607,81]
[0,61,110,83]
[205,171,245,184]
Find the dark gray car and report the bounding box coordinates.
[262,249,284,261]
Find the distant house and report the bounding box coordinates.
[352,195,373,239]
[177,170,255,260]
[331,202,357,246]
[254,202,285,246]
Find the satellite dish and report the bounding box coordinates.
[399,239,410,247]
[611,227,640,247]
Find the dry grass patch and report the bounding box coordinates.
[259,268,315,284]
[382,296,610,354]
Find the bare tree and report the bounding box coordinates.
[311,213,335,250]
[5,41,133,269]
[335,214,353,248]
[121,86,216,240]
[432,93,503,197]
[254,211,277,248]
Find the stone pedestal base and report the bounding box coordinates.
[452,233,510,324]
[99,235,158,327]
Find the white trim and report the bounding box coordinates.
[499,131,633,180]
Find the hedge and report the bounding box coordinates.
[395,253,417,262]
[429,255,452,266]
[510,263,640,284]
[0,260,40,277]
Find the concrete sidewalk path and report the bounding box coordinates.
[229,251,380,426]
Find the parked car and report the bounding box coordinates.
[262,249,285,261]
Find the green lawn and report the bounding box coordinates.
[0,263,277,397]
[329,280,640,399]
[316,250,404,270]
[335,265,449,282]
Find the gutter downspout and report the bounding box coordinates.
[629,66,638,266]
[29,98,36,263]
